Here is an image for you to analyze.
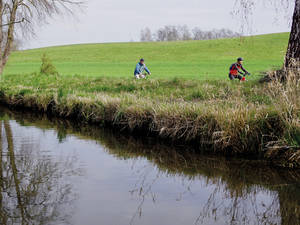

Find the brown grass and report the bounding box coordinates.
[0,72,299,167]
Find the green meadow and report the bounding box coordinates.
[4,33,289,79]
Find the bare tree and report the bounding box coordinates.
[192,27,204,40]
[0,0,84,75]
[155,27,167,41]
[1,31,22,50]
[192,27,240,40]
[147,25,240,42]
[0,120,81,224]
[12,37,22,50]
[164,25,180,41]
[233,0,299,73]
[140,27,153,42]
[178,25,192,40]
[285,0,299,69]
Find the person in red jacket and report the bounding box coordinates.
[229,57,250,81]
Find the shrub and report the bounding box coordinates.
[40,54,58,76]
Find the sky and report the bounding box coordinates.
[24,0,294,49]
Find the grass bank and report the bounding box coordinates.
[0,72,299,167]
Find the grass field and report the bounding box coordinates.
[4,33,289,79]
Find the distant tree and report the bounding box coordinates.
[146,25,240,42]
[156,27,167,41]
[218,28,240,38]
[140,27,153,42]
[233,0,299,72]
[206,31,214,40]
[178,25,192,40]
[0,0,84,75]
[192,27,240,40]
[164,25,180,41]
[192,27,204,40]
[153,25,179,41]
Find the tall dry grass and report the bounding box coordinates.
[0,72,299,167]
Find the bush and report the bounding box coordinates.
[40,54,58,75]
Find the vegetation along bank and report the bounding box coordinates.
[0,73,299,168]
[0,33,299,168]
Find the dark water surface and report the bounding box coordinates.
[0,107,299,225]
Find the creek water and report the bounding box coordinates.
[0,106,299,225]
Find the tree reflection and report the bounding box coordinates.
[2,107,300,225]
[97,132,300,225]
[0,120,81,225]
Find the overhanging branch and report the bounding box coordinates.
[0,18,25,27]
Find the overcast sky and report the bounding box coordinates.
[24,0,293,49]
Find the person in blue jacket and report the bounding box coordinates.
[134,58,151,79]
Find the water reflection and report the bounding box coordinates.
[99,132,300,225]
[1,107,300,225]
[0,117,82,225]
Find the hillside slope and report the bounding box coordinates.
[4,33,289,79]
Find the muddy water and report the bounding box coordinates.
[0,107,299,225]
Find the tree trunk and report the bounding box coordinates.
[0,1,3,76]
[0,65,3,75]
[0,121,5,225]
[0,1,18,76]
[285,0,300,69]
[4,121,27,225]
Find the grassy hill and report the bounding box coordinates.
[4,33,289,79]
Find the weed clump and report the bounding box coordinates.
[40,54,58,76]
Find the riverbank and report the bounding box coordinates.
[0,73,299,167]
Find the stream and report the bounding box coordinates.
[0,106,299,225]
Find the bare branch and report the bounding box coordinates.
[232,0,299,73]
[0,0,85,74]
[0,17,24,27]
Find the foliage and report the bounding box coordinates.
[40,54,58,75]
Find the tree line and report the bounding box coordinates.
[140,25,241,42]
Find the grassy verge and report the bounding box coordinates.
[0,72,299,167]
